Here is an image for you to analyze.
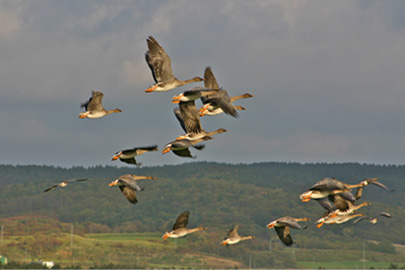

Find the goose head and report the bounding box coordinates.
[162,144,172,154]
[108,179,120,187]
[266,221,277,228]
[111,151,122,160]
[299,191,313,202]
[162,231,172,239]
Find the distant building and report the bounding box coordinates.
[42,261,55,268]
[30,260,54,269]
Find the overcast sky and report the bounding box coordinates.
[1,0,405,168]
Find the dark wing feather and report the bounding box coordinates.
[330,195,351,212]
[120,146,157,158]
[173,211,189,230]
[145,52,158,83]
[275,226,293,246]
[43,185,58,192]
[317,197,337,212]
[179,100,203,134]
[120,149,136,156]
[203,67,220,89]
[192,144,205,151]
[172,148,195,158]
[174,107,187,133]
[146,36,174,82]
[118,185,138,204]
[134,145,159,152]
[227,225,239,238]
[337,191,356,203]
[80,98,90,111]
[120,157,138,165]
[68,178,88,182]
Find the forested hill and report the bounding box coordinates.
[0,162,404,245]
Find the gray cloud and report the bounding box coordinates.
[1,0,405,167]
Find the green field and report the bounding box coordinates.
[298,260,397,269]
[1,231,405,269]
[0,231,243,269]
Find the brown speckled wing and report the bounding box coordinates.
[179,100,203,134]
[203,67,220,89]
[87,91,105,111]
[146,36,174,83]
[173,211,190,230]
[119,185,138,204]
[275,226,293,247]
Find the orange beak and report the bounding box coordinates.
[145,85,158,93]
[267,224,275,229]
[316,221,324,228]
[109,180,118,187]
[199,109,208,117]
[162,147,171,154]
[162,234,169,239]
[172,94,183,103]
[221,240,228,246]
[111,155,120,161]
[78,113,88,119]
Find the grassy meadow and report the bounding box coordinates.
[1,229,404,269]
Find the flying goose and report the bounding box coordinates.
[221,225,255,246]
[162,136,213,158]
[353,212,392,225]
[316,184,371,213]
[111,145,159,166]
[78,91,122,119]
[316,213,365,228]
[43,178,88,192]
[199,66,246,118]
[266,216,309,246]
[145,36,203,92]
[199,66,239,117]
[172,67,239,118]
[317,196,371,217]
[173,107,227,141]
[109,174,156,204]
[172,86,228,140]
[199,93,254,117]
[315,191,372,228]
[162,211,207,239]
[299,177,383,203]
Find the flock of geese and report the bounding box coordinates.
[43,36,393,248]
